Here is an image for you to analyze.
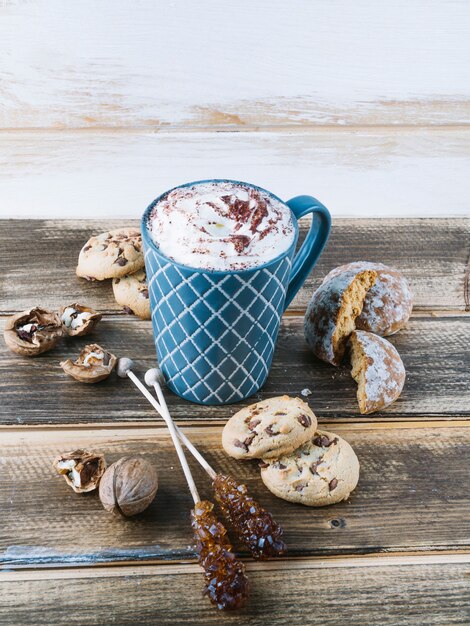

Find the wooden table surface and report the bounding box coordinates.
[1,218,469,625]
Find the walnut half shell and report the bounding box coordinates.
[99,457,158,517]
[60,343,117,383]
[4,307,64,356]
[53,449,106,493]
[59,303,102,337]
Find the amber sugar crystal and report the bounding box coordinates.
[213,474,287,560]
[190,500,249,610]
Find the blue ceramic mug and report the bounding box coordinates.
[142,179,331,406]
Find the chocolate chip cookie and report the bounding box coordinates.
[260,429,360,506]
[76,228,144,281]
[112,269,150,319]
[222,396,317,460]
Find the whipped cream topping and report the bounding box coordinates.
[147,182,295,271]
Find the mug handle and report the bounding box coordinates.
[284,195,331,309]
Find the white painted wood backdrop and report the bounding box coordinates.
[0,0,469,218]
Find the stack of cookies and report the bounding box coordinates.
[304,262,412,414]
[76,228,151,320]
[222,396,360,507]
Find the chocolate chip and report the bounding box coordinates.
[277,463,287,470]
[309,462,320,475]
[115,257,128,266]
[297,414,311,428]
[83,245,92,252]
[313,435,334,448]
[244,434,255,448]
[114,278,120,284]
[329,478,338,491]
[265,425,277,436]
[274,411,287,416]
[122,306,134,315]
[248,419,261,431]
[258,461,269,469]
[233,439,248,452]
[294,483,306,492]
[141,288,149,299]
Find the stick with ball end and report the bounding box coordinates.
[116,358,249,610]
[145,367,287,561]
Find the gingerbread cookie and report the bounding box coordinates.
[76,228,144,281]
[323,262,412,336]
[349,330,406,414]
[222,396,317,460]
[260,429,359,506]
[112,269,150,319]
[304,269,377,366]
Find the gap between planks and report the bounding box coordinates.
[2,552,470,580]
[1,420,469,435]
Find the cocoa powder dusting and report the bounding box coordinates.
[230,235,251,253]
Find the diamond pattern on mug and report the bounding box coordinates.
[145,246,292,405]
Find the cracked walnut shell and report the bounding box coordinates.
[59,303,102,337]
[4,307,64,356]
[60,343,117,383]
[99,457,158,517]
[53,449,106,493]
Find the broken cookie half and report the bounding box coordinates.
[349,330,405,414]
[304,269,377,366]
[60,343,117,383]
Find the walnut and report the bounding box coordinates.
[99,457,158,517]
[60,343,117,383]
[59,303,102,337]
[4,307,64,356]
[53,449,106,493]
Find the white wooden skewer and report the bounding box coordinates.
[117,360,217,479]
[117,358,201,504]
[144,369,217,480]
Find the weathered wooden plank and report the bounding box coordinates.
[0,218,468,313]
[1,130,470,219]
[0,315,468,425]
[1,424,469,567]
[1,1,469,129]
[0,557,470,626]
[1,558,469,625]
